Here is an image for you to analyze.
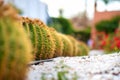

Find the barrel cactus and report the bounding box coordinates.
[77,41,89,56]
[67,36,79,56]
[39,25,55,59]
[58,33,73,56]
[22,18,55,60]
[0,2,32,80]
[49,28,63,57]
[22,18,38,59]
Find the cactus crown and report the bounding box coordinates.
[0,2,32,80]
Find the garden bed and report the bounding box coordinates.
[27,52,120,80]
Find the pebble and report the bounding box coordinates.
[26,52,120,80]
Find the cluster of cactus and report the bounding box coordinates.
[0,1,89,80]
[0,1,32,80]
[21,17,89,60]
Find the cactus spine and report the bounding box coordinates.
[22,18,55,60]
[22,18,38,59]
[58,34,73,56]
[49,28,63,57]
[0,11,32,80]
[39,26,55,59]
[67,36,78,56]
[22,17,89,58]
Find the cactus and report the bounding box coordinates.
[0,3,32,80]
[58,33,73,56]
[22,18,38,59]
[39,25,55,59]
[67,36,78,56]
[22,18,55,60]
[49,28,63,57]
[77,41,89,56]
[22,17,89,57]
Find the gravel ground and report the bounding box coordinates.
[27,52,120,80]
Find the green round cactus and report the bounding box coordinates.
[77,41,89,56]
[67,36,78,56]
[58,33,73,56]
[22,18,38,59]
[0,17,32,80]
[49,28,63,57]
[39,26,55,59]
[22,18,55,60]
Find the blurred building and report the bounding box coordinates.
[5,0,50,24]
[70,12,90,31]
[91,1,120,48]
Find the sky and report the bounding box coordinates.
[41,0,120,19]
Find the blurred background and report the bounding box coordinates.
[4,0,120,53]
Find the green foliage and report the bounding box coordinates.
[48,17,74,35]
[96,20,116,33]
[49,17,91,43]
[40,60,79,80]
[73,27,91,43]
[96,16,120,33]
[111,16,120,27]
[103,33,120,53]
[48,17,63,32]
[57,18,74,34]
[103,0,109,4]
[57,71,68,80]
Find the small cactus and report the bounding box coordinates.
[77,41,89,56]
[49,28,63,57]
[39,26,55,59]
[22,18,55,60]
[0,3,32,80]
[67,36,79,56]
[22,18,38,59]
[58,33,73,56]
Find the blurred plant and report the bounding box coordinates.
[102,0,120,5]
[103,0,109,4]
[49,17,91,43]
[59,8,64,18]
[40,60,79,80]
[105,28,120,53]
[96,16,120,34]
[94,25,120,53]
[93,31,107,49]
[48,17,74,35]
[95,15,120,52]
[48,17,63,32]
[73,27,91,43]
